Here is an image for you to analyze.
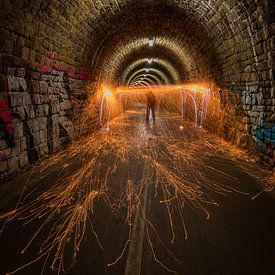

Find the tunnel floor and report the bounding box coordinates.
[0,110,274,275]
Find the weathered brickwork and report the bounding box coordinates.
[0,0,274,180]
[0,54,95,181]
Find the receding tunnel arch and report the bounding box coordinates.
[131,75,157,84]
[87,0,271,88]
[0,0,270,90]
[97,36,193,85]
[130,73,163,85]
[122,57,181,86]
[132,80,151,87]
[127,69,169,85]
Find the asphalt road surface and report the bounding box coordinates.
[0,110,274,275]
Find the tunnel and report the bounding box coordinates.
[0,0,274,274]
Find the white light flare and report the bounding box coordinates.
[148,37,155,47]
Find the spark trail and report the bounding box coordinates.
[0,109,261,275]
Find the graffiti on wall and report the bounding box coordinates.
[256,124,275,149]
[0,89,14,148]
[0,59,78,170]
[42,51,90,81]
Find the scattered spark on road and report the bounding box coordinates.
[1,85,269,274]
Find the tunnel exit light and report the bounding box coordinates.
[148,37,155,47]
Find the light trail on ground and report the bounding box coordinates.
[99,83,211,131]
[0,86,272,274]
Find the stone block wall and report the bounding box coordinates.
[0,54,95,181]
[210,0,275,167]
[219,86,275,168]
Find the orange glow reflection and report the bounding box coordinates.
[116,84,209,96]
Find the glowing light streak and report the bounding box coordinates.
[103,88,112,98]
[204,88,211,117]
[115,84,210,127]
[181,93,186,117]
[180,91,198,126]
[99,94,112,130]
[200,94,205,128]
[0,98,255,275]
[116,84,209,96]
[99,94,106,128]
[100,86,114,130]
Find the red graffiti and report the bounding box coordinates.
[34,94,40,105]
[0,152,8,161]
[1,60,31,142]
[46,51,62,61]
[0,61,14,137]
[43,51,91,80]
[0,100,13,136]
[46,52,53,59]
[72,69,90,80]
[41,65,52,74]
[41,64,90,80]
[0,57,93,148]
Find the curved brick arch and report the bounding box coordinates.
[98,37,190,85]
[1,1,271,89]
[129,70,169,86]
[126,66,176,86]
[121,58,181,85]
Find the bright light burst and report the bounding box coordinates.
[1,84,264,275]
[103,88,113,98]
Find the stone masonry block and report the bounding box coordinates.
[13,122,24,139]
[7,157,19,175]
[0,161,8,173]
[19,151,29,168]
[22,94,32,105]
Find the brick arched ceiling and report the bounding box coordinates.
[129,70,168,86]
[122,58,181,86]
[99,37,194,84]
[127,67,172,86]
[0,0,273,92]
[87,4,214,85]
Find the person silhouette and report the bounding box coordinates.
[146,91,156,123]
